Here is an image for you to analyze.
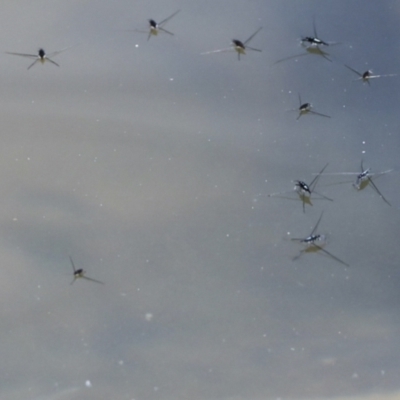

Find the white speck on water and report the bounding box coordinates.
[145,313,153,321]
[85,380,92,388]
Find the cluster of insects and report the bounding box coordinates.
[266,18,395,268]
[5,10,396,279]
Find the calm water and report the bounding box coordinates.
[1,1,400,399]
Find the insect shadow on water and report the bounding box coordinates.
[293,93,331,120]
[315,160,392,206]
[344,64,397,86]
[5,47,74,70]
[126,10,181,41]
[291,212,350,267]
[69,256,104,285]
[201,27,262,61]
[268,163,333,213]
[274,17,338,65]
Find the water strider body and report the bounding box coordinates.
[300,17,332,47]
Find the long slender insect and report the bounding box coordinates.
[301,16,332,47]
[69,256,104,285]
[315,161,392,206]
[291,212,349,267]
[296,94,331,120]
[201,27,262,61]
[274,17,338,65]
[132,10,181,41]
[344,64,397,85]
[268,163,333,212]
[5,47,73,70]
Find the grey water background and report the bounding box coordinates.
[1,0,400,399]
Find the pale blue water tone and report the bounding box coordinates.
[1,1,400,399]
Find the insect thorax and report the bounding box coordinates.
[362,71,372,79]
[299,103,311,111]
[295,181,311,194]
[303,234,320,244]
[232,40,245,49]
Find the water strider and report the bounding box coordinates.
[315,161,392,206]
[291,212,350,267]
[274,18,338,64]
[296,94,331,120]
[69,256,104,285]
[6,47,73,69]
[300,16,334,47]
[268,163,333,213]
[134,10,181,41]
[202,27,262,60]
[344,64,397,85]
